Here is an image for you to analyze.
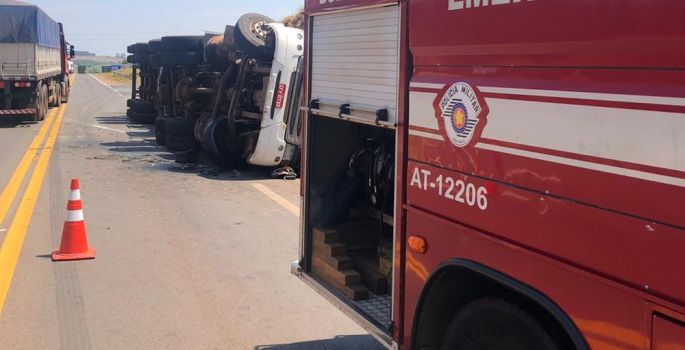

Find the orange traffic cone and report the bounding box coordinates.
[51,179,96,261]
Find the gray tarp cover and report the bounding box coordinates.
[0,0,60,48]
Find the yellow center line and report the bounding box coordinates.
[251,183,300,216]
[0,103,68,315]
[0,108,59,228]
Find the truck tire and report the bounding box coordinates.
[39,84,48,121]
[160,51,203,66]
[155,117,166,145]
[440,298,557,350]
[160,36,203,52]
[165,135,196,151]
[130,111,156,124]
[165,118,196,136]
[129,42,152,54]
[130,53,151,65]
[130,100,155,113]
[148,39,162,52]
[149,54,162,68]
[234,13,275,59]
[54,85,62,107]
[61,83,69,103]
[126,55,134,64]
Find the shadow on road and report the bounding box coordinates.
[0,116,36,128]
[255,335,385,350]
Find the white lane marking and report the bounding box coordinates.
[410,82,445,90]
[409,129,444,141]
[476,143,685,188]
[409,91,441,131]
[88,74,127,98]
[251,183,299,216]
[479,86,685,107]
[90,124,126,134]
[482,98,685,172]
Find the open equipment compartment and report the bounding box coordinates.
[301,3,400,334]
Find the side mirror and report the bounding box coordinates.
[69,45,75,59]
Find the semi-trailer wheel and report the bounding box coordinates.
[234,13,275,59]
[160,51,203,66]
[61,83,69,103]
[54,85,62,107]
[155,117,166,145]
[39,84,48,121]
[129,42,152,54]
[440,298,557,350]
[129,100,155,113]
[148,39,162,52]
[164,118,197,136]
[130,111,156,124]
[165,135,196,151]
[149,54,162,68]
[129,53,151,65]
[160,36,203,52]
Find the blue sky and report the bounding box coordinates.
[30,0,303,56]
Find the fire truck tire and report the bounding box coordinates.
[441,298,557,350]
[130,112,156,124]
[160,51,203,66]
[160,36,204,52]
[129,100,155,113]
[234,13,275,59]
[148,39,162,52]
[165,118,197,136]
[165,135,195,151]
[129,42,152,54]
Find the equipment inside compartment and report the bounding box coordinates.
[306,115,395,317]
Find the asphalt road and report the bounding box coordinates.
[0,73,385,350]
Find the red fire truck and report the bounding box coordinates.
[291,0,684,349]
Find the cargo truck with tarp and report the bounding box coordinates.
[0,0,73,121]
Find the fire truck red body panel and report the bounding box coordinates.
[302,1,685,349]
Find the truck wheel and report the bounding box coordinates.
[160,51,203,66]
[39,84,48,121]
[149,54,162,68]
[165,135,196,151]
[61,83,69,103]
[54,85,62,107]
[234,13,275,59]
[130,100,155,113]
[130,112,156,124]
[160,36,204,52]
[165,118,197,136]
[130,53,151,65]
[148,39,162,52]
[441,298,557,350]
[155,117,167,145]
[129,42,152,54]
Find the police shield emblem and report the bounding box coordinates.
[438,83,483,147]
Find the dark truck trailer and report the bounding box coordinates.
[0,0,72,121]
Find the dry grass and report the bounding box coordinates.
[282,8,304,29]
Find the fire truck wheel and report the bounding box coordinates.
[160,36,203,52]
[165,118,197,136]
[234,13,275,59]
[160,51,203,66]
[165,135,195,151]
[441,298,557,350]
[130,112,156,124]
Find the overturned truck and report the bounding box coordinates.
[126,14,304,169]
